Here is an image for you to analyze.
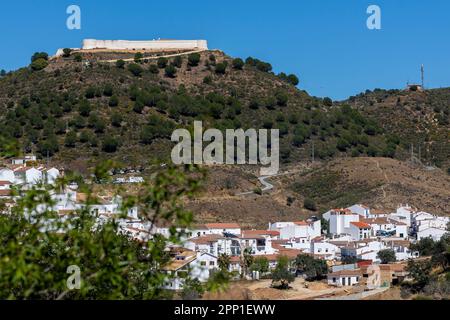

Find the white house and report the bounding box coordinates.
[269,219,321,241]
[311,239,340,260]
[346,204,371,218]
[348,222,372,241]
[417,227,447,241]
[0,180,12,190]
[163,250,218,290]
[13,167,42,185]
[44,168,60,185]
[327,269,362,287]
[0,168,15,184]
[190,223,241,237]
[326,209,360,236]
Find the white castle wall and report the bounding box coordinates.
[82,39,208,51]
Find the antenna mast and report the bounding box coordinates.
[421,64,424,89]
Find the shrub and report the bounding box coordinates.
[287,74,299,86]
[116,59,125,69]
[323,97,333,106]
[203,76,212,84]
[256,61,272,73]
[149,64,159,74]
[31,52,49,62]
[157,57,168,69]
[111,112,122,127]
[30,58,48,71]
[108,95,119,107]
[85,87,96,99]
[102,136,119,153]
[134,52,143,63]
[127,63,143,77]
[172,56,183,68]
[295,254,328,280]
[276,92,288,106]
[103,84,114,97]
[188,53,201,67]
[377,249,396,264]
[64,131,77,148]
[215,62,227,74]
[73,53,83,62]
[62,48,72,58]
[165,64,177,78]
[271,256,294,289]
[303,198,317,211]
[232,58,244,70]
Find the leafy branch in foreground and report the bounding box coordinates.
[0,162,209,299]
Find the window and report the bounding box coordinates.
[209,261,215,266]
[201,261,206,266]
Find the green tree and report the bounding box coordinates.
[31,52,49,62]
[215,62,227,74]
[187,53,201,67]
[0,163,208,299]
[303,198,317,211]
[250,257,270,274]
[172,56,183,68]
[232,58,244,70]
[165,64,177,78]
[323,97,333,106]
[109,95,119,107]
[30,59,48,71]
[103,84,114,97]
[134,52,143,63]
[218,254,231,272]
[128,63,143,77]
[287,74,299,86]
[64,131,77,147]
[271,256,295,289]
[73,53,83,62]
[377,249,396,264]
[116,59,125,69]
[0,69,6,77]
[111,112,123,127]
[102,136,119,153]
[62,48,72,58]
[241,247,254,277]
[157,57,168,69]
[149,64,159,74]
[295,254,328,280]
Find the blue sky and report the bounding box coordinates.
[1,0,449,100]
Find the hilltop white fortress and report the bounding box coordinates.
[55,38,208,57]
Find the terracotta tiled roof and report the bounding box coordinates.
[205,223,240,229]
[188,234,223,245]
[0,181,12,186]
[241,230,279,238]
[328,269,362,277]
[0,190,12,196]
[350,221,371,229]
[294,221,308,226]
[361,217,390,225]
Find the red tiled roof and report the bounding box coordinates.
[205,223,240,229]
[328,269,362,277]
[350,221,371,229]
[0,190,12,196]
[241,230,279,238]
[294,221,308,226]
[0,181,12,186]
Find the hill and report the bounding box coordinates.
[0,49,424,173]
[186,157,449,228]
